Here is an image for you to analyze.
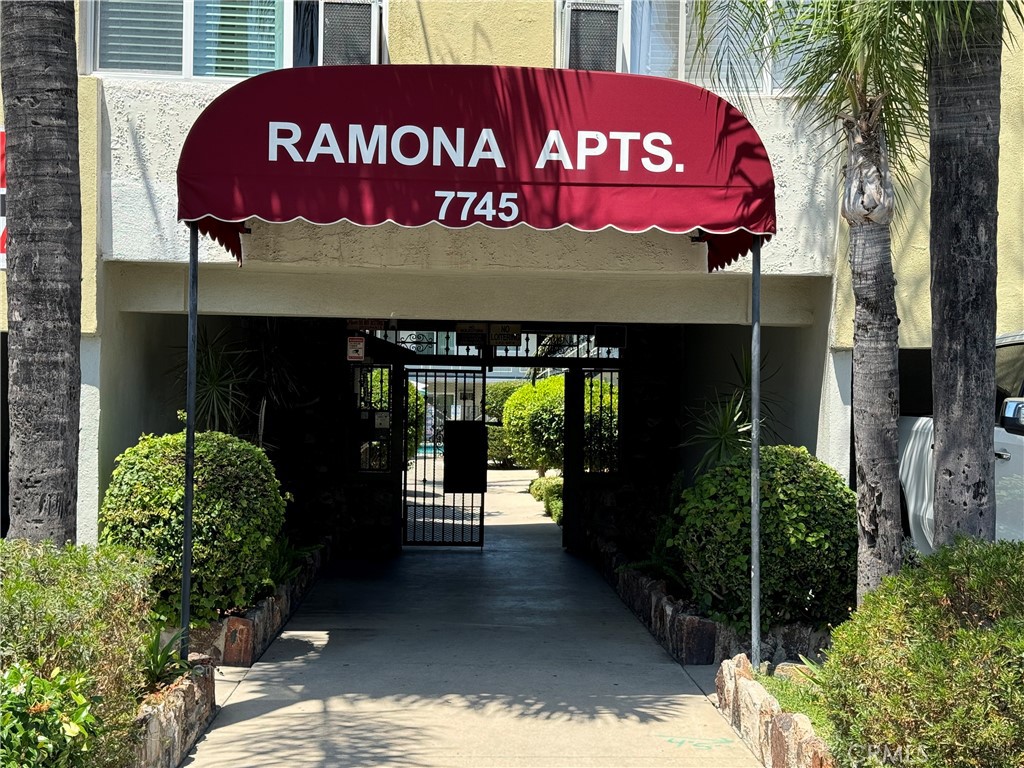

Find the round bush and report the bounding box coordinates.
[100,430,286,624]
[666,445,856,629]
[484,380,525,421]
[503,376,565,474]
[816,539,1024,768]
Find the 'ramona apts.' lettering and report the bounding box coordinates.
[268,122,684,173]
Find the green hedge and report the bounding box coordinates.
[100,430,286,625]
[487,425,517,467]
[665,445,856,630]
[484,380,525,421]
[816,538,1024,768]
[504,377,565,474]
[542,478,564,525]
[0,541,152,768]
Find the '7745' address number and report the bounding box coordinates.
[434,190,519,223]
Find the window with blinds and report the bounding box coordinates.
[97,0,184,72]
[625,0,763,90]
[193,0,283,77]
[565,2,620,72]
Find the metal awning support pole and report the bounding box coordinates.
[750,235,762,669]
[180,222,199,658]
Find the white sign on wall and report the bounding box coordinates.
[346,336,366,361]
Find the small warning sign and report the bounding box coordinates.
[489,323,522,347]
[456,322,488,347]
[346,336,366,361]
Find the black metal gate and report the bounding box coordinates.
[403,368,487,546]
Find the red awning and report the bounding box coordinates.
[177,65,775,271]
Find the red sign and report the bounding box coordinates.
[178,66,775,270]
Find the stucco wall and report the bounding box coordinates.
[831,19,1024,349]
[97,265,184,512]
[99,77,838,283]
[387,0,555,66]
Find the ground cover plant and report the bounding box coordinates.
[665,445,857,630]
[814,538,1024,768]
[0,540,153,767]
[99,429,287,624]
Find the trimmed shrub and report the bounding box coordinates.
[487,425,517,467]
[100,430,286,624]
[584,377,618,472]
[665,445,856,629]
[529,476,562,502]
[0,540,152,767]
[542,478,564,525]
[816,538,1024,768]
[504,377,565,474]
[484,380,525,421]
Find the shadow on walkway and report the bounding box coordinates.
[184,470,757,767]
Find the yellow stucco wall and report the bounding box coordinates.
[387,0,554,66]
[0,74,99,335]
[832,20,1024,348]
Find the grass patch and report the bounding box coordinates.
[757,672,839,749]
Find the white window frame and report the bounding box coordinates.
[557,0,630,73]
[317,0,385,66]
[85,0,390,79]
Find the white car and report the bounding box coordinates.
[898,331,1024,554]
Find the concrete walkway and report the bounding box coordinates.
[185,470,759,768]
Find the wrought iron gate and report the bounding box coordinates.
[403,368,487,546]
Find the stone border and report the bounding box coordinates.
[590,538,830,664]
[716,654,834,768]
[177,538,331,667]
[135,654,216,768]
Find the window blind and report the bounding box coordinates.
[193,0,283,78]
[630,0,679,78]
[97,0,183,72]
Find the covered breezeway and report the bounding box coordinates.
[183,469,760,768]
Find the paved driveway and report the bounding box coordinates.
[185,471,759,768]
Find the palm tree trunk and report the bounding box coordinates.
[842,112,903,602]
[928,2,1001,545]
[1,1,82,543]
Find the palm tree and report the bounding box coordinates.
[1,1,82,543]
[928,2,1006,545]
[692,0,1019,596]
[693,0,931,600]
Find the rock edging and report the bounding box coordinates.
[135,653,216,768]
[716,653,834,768]
[181,538,331,667]
[591,538,829,664]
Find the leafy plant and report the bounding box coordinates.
[503,376,566,476]
[99,430,287,624]
[0,541,151,767]
[815,538,1024,768]
[484,380,525,421]
[528,476,561,502]
[486,425,517,467]
[541,478,564,524]
[666,445,857,630]
[503,375,619,475]
[685,351,784,474]
[1,661,101,768]
[174,327,254,434]
[141,620,191,692]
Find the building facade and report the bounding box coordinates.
[0,1,1021,546]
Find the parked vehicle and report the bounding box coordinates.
[898,331,1024,553]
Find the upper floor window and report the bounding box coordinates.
[560,0,775,93]
[94,0,384,77]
